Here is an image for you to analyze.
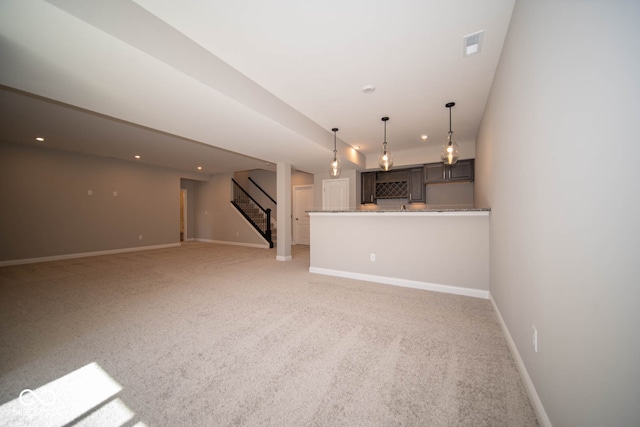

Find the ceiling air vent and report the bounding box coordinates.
[463,30,484,56]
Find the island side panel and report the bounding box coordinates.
[309,212,489,295]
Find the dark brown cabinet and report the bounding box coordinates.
[360,167,426,204]
[449,159,474,182]
[361,171,376,204]
[424,163,446,183]
[424,159,474,184]
[375,170,408,200]
[408,167,426,202]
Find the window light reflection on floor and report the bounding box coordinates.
[0,362,146,427]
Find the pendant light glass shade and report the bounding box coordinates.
[329,127,341,178]
[378,116,393,171]
[441,102,460,165]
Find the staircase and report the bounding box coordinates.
[235,199,277,244]
[231,179,275,248]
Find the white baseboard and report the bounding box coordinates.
[195,239,270,249]
[309,266,489,299]
[0,243,181,267]
[489,295,552,427]
[276,255,292,261]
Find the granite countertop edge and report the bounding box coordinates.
[308,208,491,213]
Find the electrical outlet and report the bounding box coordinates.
[370,253,376,262]
[532,325,538,353]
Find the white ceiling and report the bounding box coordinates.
[0,0,515,175]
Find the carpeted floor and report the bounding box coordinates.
[0,242,538,426]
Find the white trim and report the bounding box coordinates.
[0,243,180,267]
[490,295,552,427]
[276,255,292,262]
[195,238,269,249]
[308,210,489,217]
[309,266,489,299]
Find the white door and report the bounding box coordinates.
[293,185,314,245]
[322,178,349,210]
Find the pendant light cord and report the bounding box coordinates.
[383,122,387,153]
[446,102,455,146]
[382,117,389,154]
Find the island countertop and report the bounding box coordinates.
[308,206,490,298]
[308,207,490,215]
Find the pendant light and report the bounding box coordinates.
[441,102,460,165]
[329,127,341,178]
[378,116,393,171]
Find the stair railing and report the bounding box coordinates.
[231,179,273,248]
[248,177,277,206]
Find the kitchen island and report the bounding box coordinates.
[308,208,490,299]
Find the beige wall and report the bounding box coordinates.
[0,142,180,262]
[310,212,489,297]
[365,141,476,170]
[475,1,640,426]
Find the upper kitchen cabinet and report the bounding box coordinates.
[408,167,426,202]
[375,170,409,200]
[449,159,475,182]
[361,171,376,204]
[425,163,447,183]
[360,167,425,204]
[424,159,474,184]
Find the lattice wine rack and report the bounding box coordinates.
[375,181,408,199]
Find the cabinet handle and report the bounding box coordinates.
[370,195,373,202]
[409,192,412,200]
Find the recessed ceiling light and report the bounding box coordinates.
[35,137,44,142]
[134,155,141,159]
[354,146,361,150]
[361,85,376,94]
[421,135,429,141]
[197,166,203,170]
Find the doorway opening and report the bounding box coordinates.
[180,189,187,242]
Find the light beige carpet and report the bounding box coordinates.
[0,243,538,426]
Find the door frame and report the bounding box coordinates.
[180,188,188,242]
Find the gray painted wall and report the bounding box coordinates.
[475,1,640,426]
[0,142,180,262]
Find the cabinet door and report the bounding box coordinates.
[375,170,408,183]
[361,172,376,204]
[408,167,425,202]
[425,163,446,183]
[449,159,475,182]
